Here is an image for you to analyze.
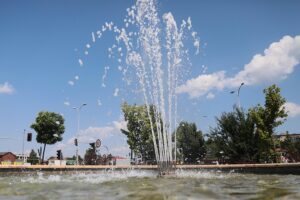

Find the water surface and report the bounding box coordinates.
[0,170,299,200]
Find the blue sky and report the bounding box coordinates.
[1,0,300,159]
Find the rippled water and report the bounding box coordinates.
[0,170,299,200]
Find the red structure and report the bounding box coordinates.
[0,152,17,163]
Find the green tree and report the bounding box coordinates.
[27,149,39,165]
[31,111,65,163]
[84,145,113,165]
[176,121,206,164]
[208,85,288,163]
[121,103,159,163]
[249,84,288,162]
[207,109,257,163]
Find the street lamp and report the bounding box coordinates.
[73,103,87,165]
[230,82,244,109]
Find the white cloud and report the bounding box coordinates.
[64,101,70,106]
[113,120,128,131]
[177,35,300,98]
[177,71,226,98]
[284,102,300,118]
[0,82,15,94]
[56,142,67,150]
[49,119,129,157]
[68,120,127,144]
[110,145,130,156]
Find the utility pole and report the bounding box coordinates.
[73,103,87,165]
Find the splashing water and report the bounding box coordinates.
[2,170,300,199]
[78,0,200,173]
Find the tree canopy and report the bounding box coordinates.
[121,103,158,162]
[119,85,291,164]
[176,121,206,164]
[84,145,113,165]
[249,84,288,162]
[207,108,257,163]
[208,84,288,163]
[31,111,65,163]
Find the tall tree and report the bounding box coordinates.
[176,121,206,164]
[121,103,159,162]
[31,111,65,163]
[249,84,288,162]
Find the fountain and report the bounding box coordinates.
[78,0,200,174]
[1,1,300,199]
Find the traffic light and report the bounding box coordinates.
[27,133,32,142]
[89,142,95,149]
[57,150,62,160]
[74,138,78,146]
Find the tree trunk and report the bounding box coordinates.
[42,143,46,164]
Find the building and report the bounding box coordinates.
[16,153,29,162]
[0,152,17,164]
[48,157,66,166]
[274,133,300,163]
[274,133,300,142]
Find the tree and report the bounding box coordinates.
[31,111,65,163]
[176,121,206,164]
[84,145,113,165]
[208,85,288,163]
[27,149,39,165]
[84,147,97,165]
[121,103,159,163]
[249,84,288,162]
[207,109,257,163]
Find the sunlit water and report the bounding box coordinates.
[1,170,299,200]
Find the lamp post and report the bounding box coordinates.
[230,82,244,109]
[73,103,87,165]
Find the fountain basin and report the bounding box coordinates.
[1,163,300,175]
[0,168,300,200]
